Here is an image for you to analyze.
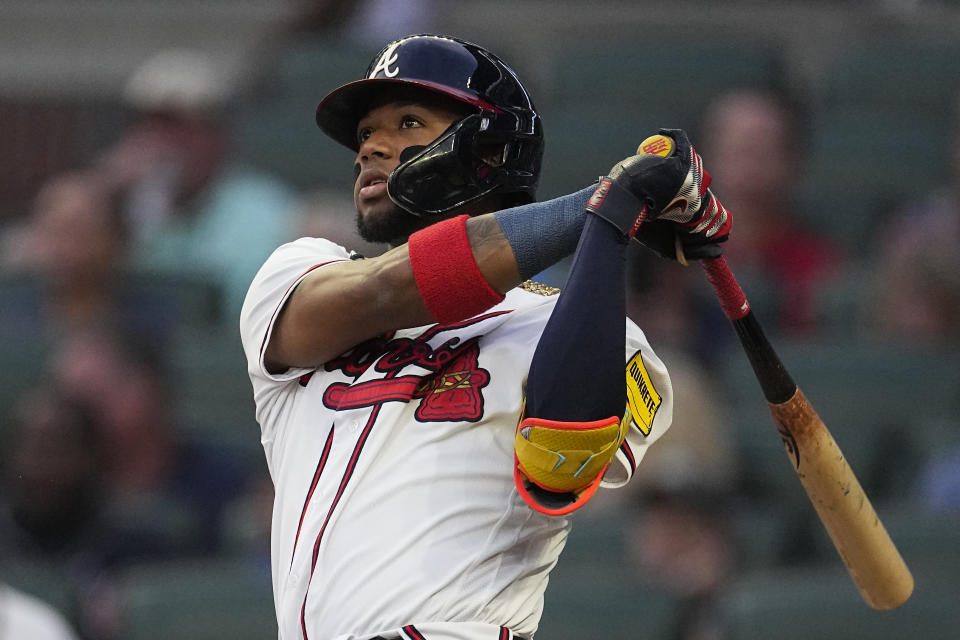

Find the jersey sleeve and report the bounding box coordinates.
[239,237,352,385]
[600,318,674,488]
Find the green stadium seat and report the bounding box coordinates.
[798,107,949,227]
[797,40,960,253]
[816,42,960,113]
[539,564,682,640]
[0,558,79,625]
[546,40,785,117]
[232,39,371,190]
[0,330,53,441]
[165,328,262,461]
[114,559,276,640]
[722,559,960,640]
[537,104,674,199]
[537,40,785,199]
[536,505,684,639]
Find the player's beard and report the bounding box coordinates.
[356,202,430,246]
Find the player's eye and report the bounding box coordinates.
[400,115,423,129]
[357,128,373,145]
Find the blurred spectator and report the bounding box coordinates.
[0,583,81,640]
[1,387,109,558]
[50,329,173,496]
[96,49,298,326]
[623,352,739,640]
[866,103,960,344]
[0,171,173,343]
[49,328,250,552]
[0,385,171,639]
[700,88,844,337]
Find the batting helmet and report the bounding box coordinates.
[315,34,544,216]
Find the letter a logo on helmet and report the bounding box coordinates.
[316,34,544,217]
[368,42,400,78]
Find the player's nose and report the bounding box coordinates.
[356,130,394,164]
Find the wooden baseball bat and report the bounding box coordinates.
[700,256,913,610]
[634,133,914,609]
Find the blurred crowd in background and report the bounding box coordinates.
[1,1,959,639]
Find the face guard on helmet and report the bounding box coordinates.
[316,34,544,217]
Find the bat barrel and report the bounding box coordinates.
[769,388,915,609]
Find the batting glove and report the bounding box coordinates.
[586,128,731,260]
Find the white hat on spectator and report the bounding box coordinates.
[122,49,233,113]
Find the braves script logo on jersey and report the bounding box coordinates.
[369,42,401,78]
[320,314,506,421]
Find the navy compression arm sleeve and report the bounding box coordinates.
[494,185,595,281]
[524,213,628,422]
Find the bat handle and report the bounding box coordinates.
[700,256,750,321]
[701,256,797,405]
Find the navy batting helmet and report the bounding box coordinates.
[315,34,543,216]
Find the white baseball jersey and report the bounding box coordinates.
[239,237,674,640]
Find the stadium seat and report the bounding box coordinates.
[114,558,276,640]
[546,40,785,117]
[0,329,52,441]
[722,558,960,640]
[796,106,949,254]
[0,558,78,625]
[232,38,370,191]
[537,39,786,199]
[537,104,672,199]
[166,328,259,446]
[796,40,960,253]
[536,506,683,640]
[815,41,960,113]
[539,564,682,640]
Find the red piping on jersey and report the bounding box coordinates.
[291,425,335,566]
[619,440,636,475]
[300,398,386,639]
[499,626,511,640]
[402,625,428,640]
[258,260,346,362]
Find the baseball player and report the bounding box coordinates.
[239,34,730,640]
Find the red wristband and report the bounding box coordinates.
[408,215,505,324]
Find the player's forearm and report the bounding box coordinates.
[266,215,519,370]
[464,214,522,293]
[267,189,592,370]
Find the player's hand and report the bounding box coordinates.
[635,129,731,261]
[585,127,702,237]
[632,217,728,262]
[585,128,731,252]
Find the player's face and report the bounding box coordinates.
[353,99,463,244]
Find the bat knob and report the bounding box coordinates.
[636,134,675,157]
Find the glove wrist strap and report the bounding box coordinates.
[585,178,649,238]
